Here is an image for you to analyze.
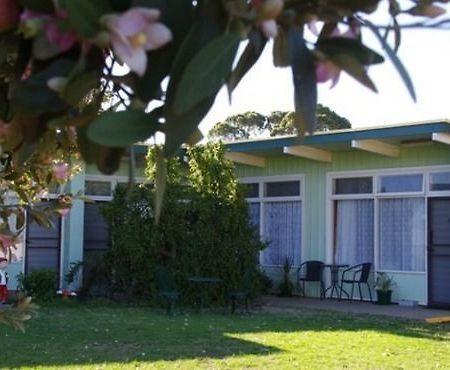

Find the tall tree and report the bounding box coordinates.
[208,104,351,141]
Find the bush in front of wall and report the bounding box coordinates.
[100,184,159,299]
[98,143,265,303]
[17,269,58,301]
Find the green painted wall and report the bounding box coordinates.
[234,142,450,303]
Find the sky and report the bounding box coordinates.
[199,5,450,135]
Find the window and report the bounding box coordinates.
[379,174,423,193]
[85,180,112,196]
[331,171,427,273]
[262,201,301,266]
[335,199,374,265]
[244,178,302,266]
[244,183,259,198]
[248,202,260,228]
[379,198,425,272]
[334,177,372,194]
[430,171,450,191]
[264,181,300,197]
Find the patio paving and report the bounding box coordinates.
[254,295,450,321]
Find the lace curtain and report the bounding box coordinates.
[335,199,374,265]
[379,198,425,271]
[262,201,302,266]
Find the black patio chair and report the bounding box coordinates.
[339,262,373,302]
[297,260,325,299]
[154,265,180,315]
[227,270,254,314]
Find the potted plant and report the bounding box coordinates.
[375,272,396,305]
[57,261,83,299]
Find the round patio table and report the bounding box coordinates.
[188,276,222,310]
[323,264,349,299]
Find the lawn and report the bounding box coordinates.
[1,302,449,369]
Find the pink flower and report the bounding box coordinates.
[52,162,69,183]
[45,21,77,52]
[57,208,70,217]
[315,60,341,88]
[20,9,76,53]
[102,7,172,77]
[314,24,360,88]
[56,194,72,217]
[260,19,278,38]
[0,234,15,252]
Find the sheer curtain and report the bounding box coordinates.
[262,201,301,266]
[335,199,374,265]
[379,198,425,271]
[248,202,260,229]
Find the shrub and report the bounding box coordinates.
[255,268,273,295]
[97,143,265,303]
[17,269,58,301]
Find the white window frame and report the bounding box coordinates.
[428,169,450,196]
[327,164,450,278]
[240,175,304,268]
[84,175,146,201]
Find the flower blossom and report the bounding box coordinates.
[314,24,360,88]
[0,234,16,252]
[102,7,172,77]
[52,162,69,183]
[315,61,341,87]
[20,9,77,54]
[56,194,72,217]
[251,0,284,39]
[260,19,278,39]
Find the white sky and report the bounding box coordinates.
[199,5,450,135]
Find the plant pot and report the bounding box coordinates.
[376,289,392,305]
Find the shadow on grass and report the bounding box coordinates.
[1,303,448,368]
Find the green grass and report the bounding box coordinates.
[1,302,449,369]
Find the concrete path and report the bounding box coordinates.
[255,295,450,321]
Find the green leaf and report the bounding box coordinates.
[331,53,378,92]
[63,72,100,107]
[29,209,54,229]
[164,96,216,157]
[185,129,204,145]
[316,37,384,66]
[95,147,126,175]
[164,1,228,155]
[289,28,317,135]
[87,110,160,147]
[228,30,267,98]
[173,32,240,115]
[15,211,25,232]
[59,0,110,38]
[365,20,416,101]
[9,59,74,115]
[273,27,290,67]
